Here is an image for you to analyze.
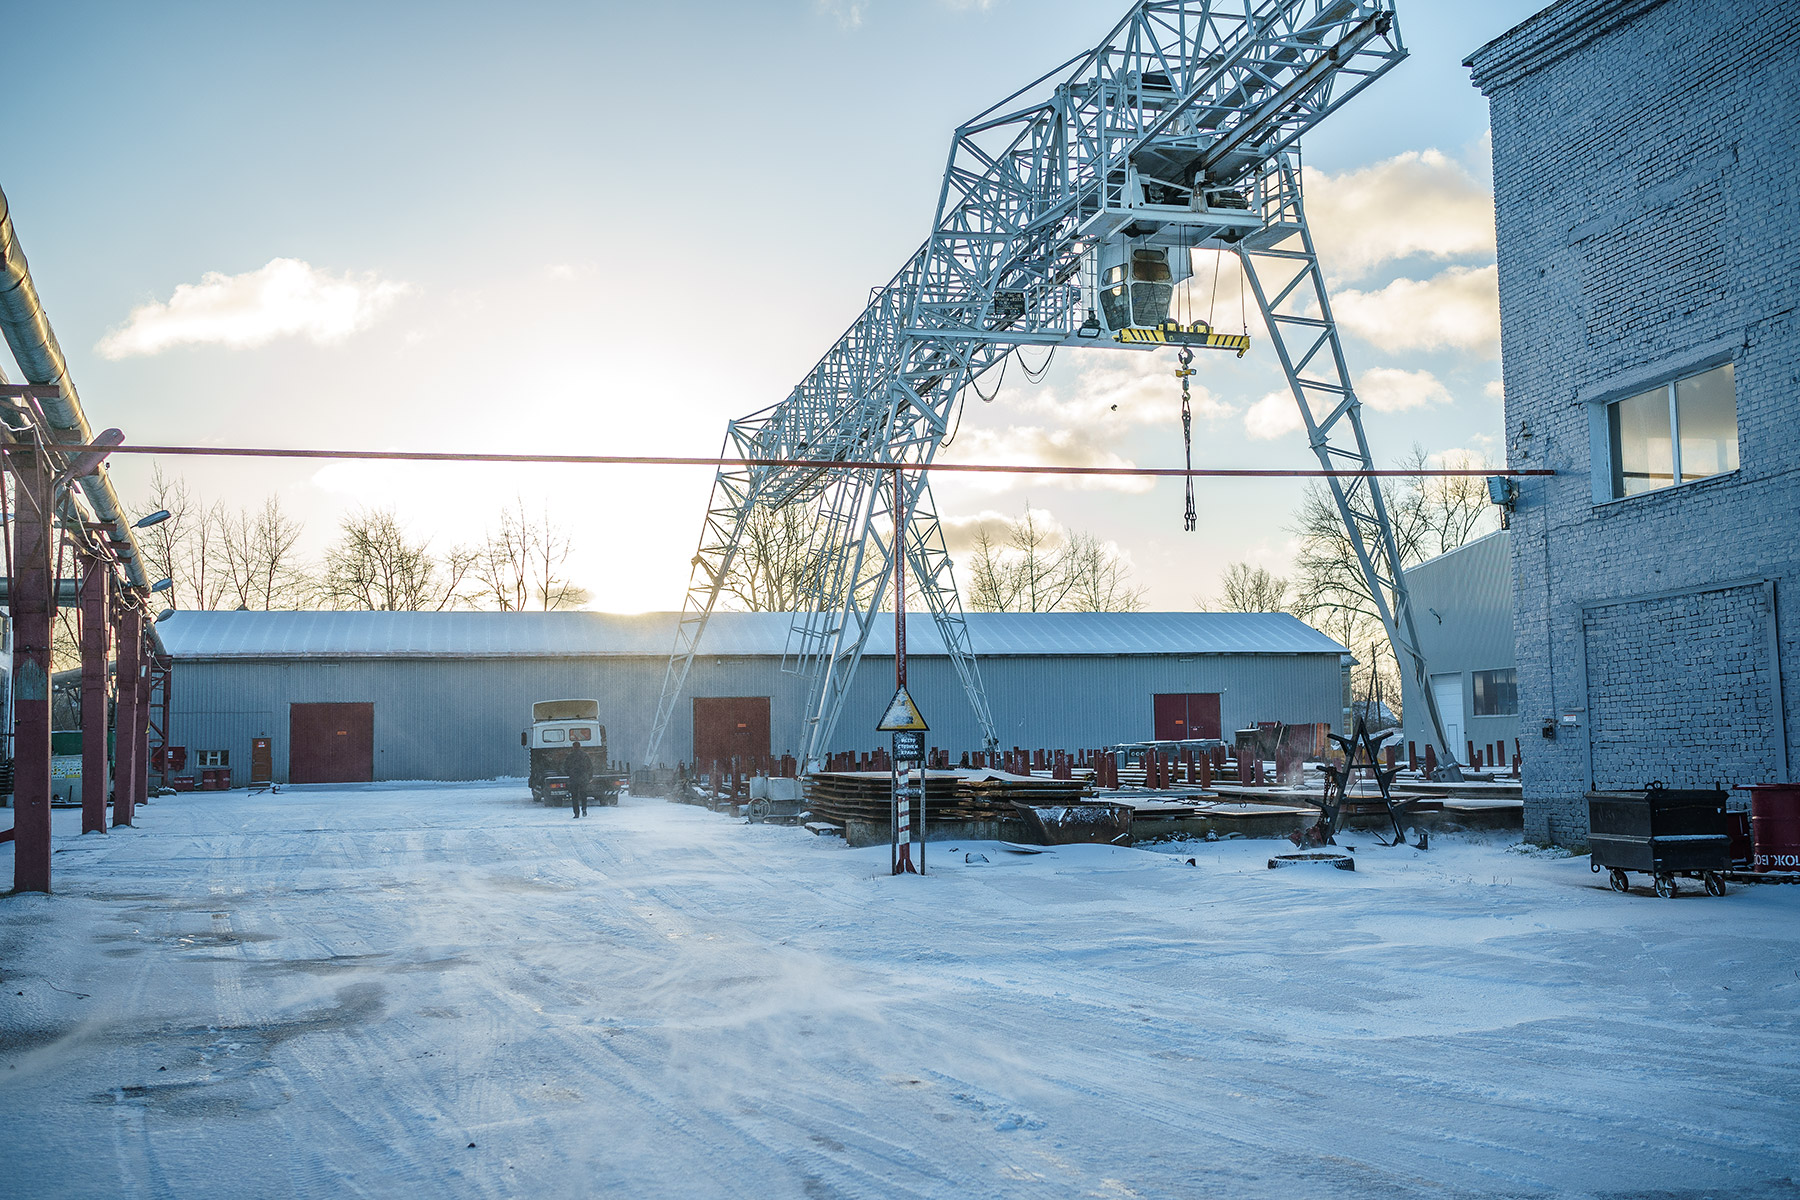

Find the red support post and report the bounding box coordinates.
[10,447,55,892]
[113,607,144,827]
[79,552,110,834]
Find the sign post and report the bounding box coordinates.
[877,467,931,874]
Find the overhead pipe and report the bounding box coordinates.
[0,184,149,591]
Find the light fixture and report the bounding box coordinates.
[63,428,125,479]
[1076,312,1102,339]
[150,577,173,592]
[135,509,172,529]
[157,608,176,622]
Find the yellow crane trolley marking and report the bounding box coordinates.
[1114,321,1251,357]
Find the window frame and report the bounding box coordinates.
[1587,347,1740,506]
[1471,668,1518,717]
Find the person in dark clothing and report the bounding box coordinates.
[565,741,592,818]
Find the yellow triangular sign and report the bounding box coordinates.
[877,686,929,732]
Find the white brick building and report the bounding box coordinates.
[1467,0,1798,843]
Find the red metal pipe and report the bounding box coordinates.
[10,447,54,891]
[0,442,1556,480]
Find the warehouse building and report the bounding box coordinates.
[1398,530,1519,771]
[1467,0,1798,843]
[155,609,1348,787]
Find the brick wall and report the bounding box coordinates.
[1472,0,1800,843]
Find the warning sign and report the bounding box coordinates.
[876,687,929,732]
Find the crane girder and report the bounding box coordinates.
[645,1,1437,774]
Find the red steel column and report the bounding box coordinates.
[129,626,151,810]
[112,606,143,828]
[79,551,111,834]
[10,448,56,892]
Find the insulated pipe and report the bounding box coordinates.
[0,184,148,589]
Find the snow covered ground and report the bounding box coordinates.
[2,785,1797,1199]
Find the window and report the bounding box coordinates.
[541,729,566,743]
[1472,669,1518,717]
[1607,363,1736,499]
[195,749,229,767]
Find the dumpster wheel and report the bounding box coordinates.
[1654,873,1675,898]
[1609,868,1629,893]
[1704,871,1725,897]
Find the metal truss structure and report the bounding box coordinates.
[648,0,1459,773]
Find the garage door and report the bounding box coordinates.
[1152,693,1222,741]
[289,702,375,784]
[693,697,771,768]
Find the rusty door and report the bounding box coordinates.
[692,697,770,768]
[289,703,374,784]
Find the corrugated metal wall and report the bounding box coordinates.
[169,651,1343,786]
[1399,529,1520,760]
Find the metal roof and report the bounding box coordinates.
[156,609,1348,661]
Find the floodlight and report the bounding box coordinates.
[135,509,172,529]
[150,577,173,593]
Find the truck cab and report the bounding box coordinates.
[524,699,623,807]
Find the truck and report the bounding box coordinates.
[523,699,624,807]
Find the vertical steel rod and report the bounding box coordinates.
[113,608,143,828]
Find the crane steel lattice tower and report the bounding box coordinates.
[647,0,1462,775]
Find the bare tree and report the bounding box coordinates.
[963,504,1144,613]
[1062,531,1147,612]
[220,495,310,610]
[721,501,831,612]
[1287,443,1496,705]
[1208,562,1291,613]
[469,499,588,611]
[322,507,472,611]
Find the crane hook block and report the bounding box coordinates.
[1115,320,1251,357]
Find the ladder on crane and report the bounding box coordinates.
[645,0,1463,779]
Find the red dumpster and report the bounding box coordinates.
[1748,784,1800,873]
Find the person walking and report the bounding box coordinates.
[565,740,592,818]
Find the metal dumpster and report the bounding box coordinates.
[1588,785,1730,897]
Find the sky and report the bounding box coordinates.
[1,0,1546,613]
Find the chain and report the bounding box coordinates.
[1177,345,1196,532]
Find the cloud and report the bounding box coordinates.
[816,0,868,26]
[1484,379,1505,400]
[939,506,1061,554]
[1304,150,1495,282]
[1332,265,1500,355]
[1243,390,1303,441]
[97,258,412,358]
[1356,366,1452,413]
[940,425,1153,493]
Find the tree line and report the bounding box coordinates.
[134,468,589,613]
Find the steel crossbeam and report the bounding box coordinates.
[646,1,1414,771]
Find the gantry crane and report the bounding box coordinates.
[647,0,1463,776]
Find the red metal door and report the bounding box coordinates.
[250,738,273,783]
[1187,693,1222,740]
[692,697,771,767]
[289,703,374,784]
[1152,693,1189,741]
[1153,693,1221,740]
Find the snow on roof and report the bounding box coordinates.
[157,609,1347,662]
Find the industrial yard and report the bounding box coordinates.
[5,0,1800,1195]
[3,785,1797,1199]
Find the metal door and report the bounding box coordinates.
[1153,693,1221,741]
[250,737,272,783]
[692,697,770,768]
[1429,674,1463,760]
[289,703,374,784]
